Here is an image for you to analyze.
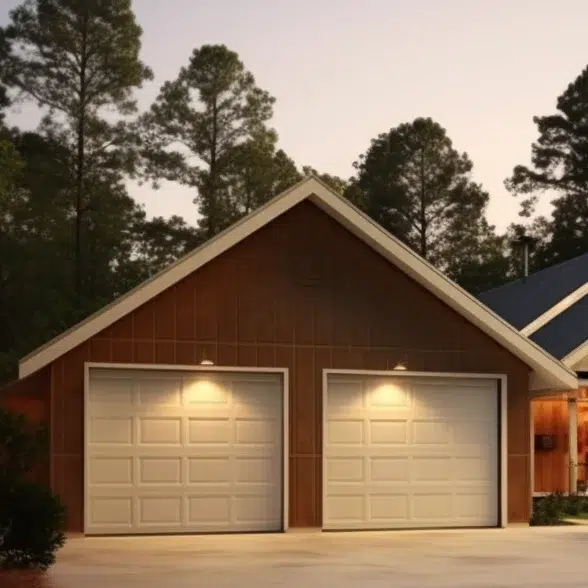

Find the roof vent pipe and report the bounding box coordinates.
[512,233,535,281]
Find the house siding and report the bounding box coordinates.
[8,201,533,531]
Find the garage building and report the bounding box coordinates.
[1,176,576,534]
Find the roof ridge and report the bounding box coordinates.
[481,249,588,297]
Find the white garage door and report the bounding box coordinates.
[85,368,284,535]
[324,375,499,530]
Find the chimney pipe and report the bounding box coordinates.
[513,234,534,281]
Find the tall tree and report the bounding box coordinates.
[140,44,276,237]
[444,221,510,294]
[0,28,10,117]
[3,0,152,301]
[350,117,493,275]
[220,132,301,220]
[301,166,349,194]
[507,65,588,267]
[0,128,177,383]
[126,214,203,281]
[0,139,25,380]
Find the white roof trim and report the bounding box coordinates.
[563,339,588,371]
[19,176,577,392]
[521,282,588,336]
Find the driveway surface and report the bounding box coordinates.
[38,526,588,588]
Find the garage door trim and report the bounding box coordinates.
[322,369,507,529]
[83,362,289,535]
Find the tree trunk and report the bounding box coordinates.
[207,98,219,238]
[74,8,89,304]
[419,146,428,259]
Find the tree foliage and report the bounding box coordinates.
[350,117,497,284]
[140,44,277,237]
[3,0,152,301]
[507,65,588,269]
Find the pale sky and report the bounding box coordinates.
[3,0,588,231]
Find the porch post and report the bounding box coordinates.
[569,398,578,494]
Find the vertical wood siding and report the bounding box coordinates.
[7,201,533,531]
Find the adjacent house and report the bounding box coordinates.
[0,177,576,535]
[480,254,588,496]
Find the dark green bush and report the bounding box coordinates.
[0,407,66,570]
[0,480,66,570]
[530,491,588,526]
[530,492,566,526]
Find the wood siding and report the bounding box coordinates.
[533,397,588,493]
[5,201,533,531]
[533,398,570,493]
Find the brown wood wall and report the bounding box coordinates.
[533,398,570,493]
[7,201,534,531]
[533,398,588,493]
[0,367,50,423]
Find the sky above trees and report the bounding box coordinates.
[2,0,588,230]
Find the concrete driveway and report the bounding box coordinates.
[42,526,588,588]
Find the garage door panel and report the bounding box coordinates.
[89,417,134,444]
[187,417,231,444]
[367,380,411,408]
[234,418,279,445]
[325,494,365,524]
[455,493,495,519]
[411,420,450,445]
[325,380,365,414]
[89,456,134,485]
[326,456,365,482]
[183,377,229,405]
[139,417,182,445]
[326,419,365,445]
[90,497,133,528]
[454,457,495,482]
[188,495,230,525]
[412,493,453,520]
[86,369,284,535]
[136,378,182,406]
[370,419,409,444]
[370,456,409,482]
[138,457,182,485]
[188,456,231,483]
[411,456,452,480]
[234,456,278,483]
[324,375,499,530]
[138,496,182,526]
[89,378,134,406]
[369,494,410,521]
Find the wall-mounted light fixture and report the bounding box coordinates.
[393,355,408,371]
[199,350,214,366]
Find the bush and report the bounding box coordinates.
[0,407,66,570]
[0,408,47,482]
[530,492,566,526]
[530,491,588,526]
[0,480,66,570]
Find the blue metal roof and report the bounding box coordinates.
[478,251,588,360]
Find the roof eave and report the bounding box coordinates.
[19,176,577,393]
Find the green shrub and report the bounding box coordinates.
[0,408,47,482]
[530,492,588,526]
[0,407,66,570]
[0,480,66,570]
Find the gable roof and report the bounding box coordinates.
[19,176,577,392]
[479,251,588,331]
[479,252,588,368]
